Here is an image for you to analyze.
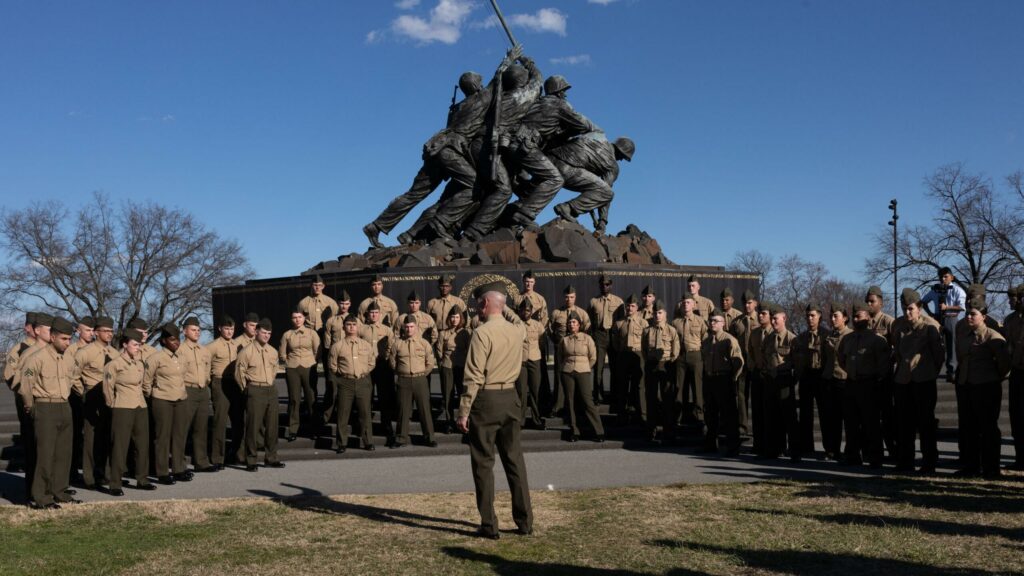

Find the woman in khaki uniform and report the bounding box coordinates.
[559,312,604,442]
[435,307,471,434]
[517,300,545,429]
[279,309,321,440]
[103,328,156,495]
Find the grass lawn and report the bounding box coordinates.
[1,473,1022,575]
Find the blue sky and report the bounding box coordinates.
[2,0,1023,282]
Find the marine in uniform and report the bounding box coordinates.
[642,300,680,443]
[19,317,82,509]
[587,274,623,405]
[427,274,467,329]
[4,311,39,495]
[613,295,646,424]
[821,304,852,461]
[514,271,550,410]
[559,312,605,442]
[296,275,339,424]
[357,274,400,328]
[761,306,799,461]
[180,317,214,472]
[228,312,261,462]
[103,328,156,495]
[436,306,473,433]
[322,290,357,424]
[67,315,94,483]
[1004,284,1024,470]
[892,289,944,473]
[681,275,715,321]
[955,297,1010,478]
[728,290,759,438]
[639,285,657,322]
[515,301,545,429]
[328,314,377,452]
[701,309,744,454]
[549,286,591,415]
[279,309,321,440]
[672,293,708,428]
[397,291,437,344]
[838,303,891,467]
[456,282,532,539]
[865,285,897,459]
[793,304,828,456]
[145,324,193,484]
[129,318,158,362]
[748,304,773,456]
[235,318,286,471]
[73,315,117,488]
[360,303,397,446]
[388,315,437,448]
[205,314,237,469]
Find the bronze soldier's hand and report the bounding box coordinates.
[456,416,470,434]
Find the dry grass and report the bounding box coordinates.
[2,474,1023,575]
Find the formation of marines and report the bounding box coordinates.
[6,266,1022,514]
[362,46,635,248]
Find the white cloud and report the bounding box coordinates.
[391,0,475,45]
[550,54,591,66]
[588,0,618,5]
[395,0,420,8]
[161,114,176,122]
[479,8,568,36]
[366,29,383,43]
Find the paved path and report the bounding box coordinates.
[2,440,1006,505]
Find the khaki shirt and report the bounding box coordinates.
[394,310,437,344]
[672,314,708,353]
[956,324,1010,386]
[232,334,256,352]
[180,339,211,388]
[297,293,339,331]
[823,327,853,381]
[702,331,744,381]
[560,332,597,373]
[19,345,81,408]
[521,319,544,362]
[763,329,797,377]
[643,321,680,363]
[458,314,526,418]
[838,329,891,381]
[388,335,435,377]
[676,295,714,322]
[894,318,944,384]
[730,313,758,361]
[550,305,591,342]
[956,314,1002,344]
[891,314,941,350]
[65,339,91,361]
[140,343,159,362]
[235,341,279,389]
[614,314,647,353]
[793,329,826,377]
[868,311,896,342]
[588,293,624,331]
[436,326,472,368]
[359,322,394,366]
[515,290,549,328]
[640,305,655,322]
[75,340,118,390]
[358,294,400,327]
[324,313,361,351]
[750,326,772,372]
[206,337,238,380]
[146,348,187,401]
[426,294,467,328]
[103,352,148,409]
[328,336,376,379]
[723,307,743,328]
[5,337,36,389]
[278,328,320,369]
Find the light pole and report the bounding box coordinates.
[888,199,899,317]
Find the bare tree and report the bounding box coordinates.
[0,192,253,342]
[729,249,773,286]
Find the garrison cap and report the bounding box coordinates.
[78,316,96,329]
[652,299,666,312]
[339,289,352,302]
[830,302,848,317]
[257,318,273,331]
[852,302,870,314]
[95,316,115,329]
[625,294,638,306]
[517,298,534,312]
[900,288,921,308]
[966,296,988,313]
[473,281,507,300]
[769,304,785,316]
[523,270,535,280]
[438,274,455,285]
[34,313,54,328]
[682,292,696,302]
[402,314,416,325]
[641,285,655,296]
[366,302,381,312]
[292,306,306,315]
[51,317,74,335]
[710,308,725,319]
[312,275,325,284]
[567,311,583,325]
[159,324,180,339]
[407,290,421,302]
[370,274,383,283]
[599,274,611,284]
[344,314,360,324]
[805,303,822,314]
[686,275,699,283]
[967,284,987,298]
[128,318,148,330]
[720,288,733,299]
[866,285,884,299]
[25,311,37,325]
[244,312,260,324]
[742,290,757,302]
[217,314,235,327]
[757,302,772,313]
[563,285,576,295]
[183,317,201,328]
[122,328,144,343]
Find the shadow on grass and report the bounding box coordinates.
[785,476,1024,514]
[646,540,1000,575]
[442,546,709,576]
[250,483,479,537]
[0,470,28,504]
[796,511,1024,541]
